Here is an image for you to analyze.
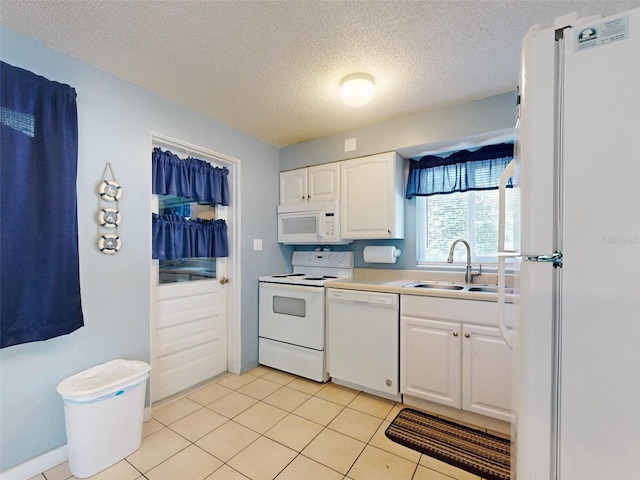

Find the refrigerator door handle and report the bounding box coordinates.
[522,252,563,267]
[497,159,517,349]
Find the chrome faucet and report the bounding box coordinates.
[447,239,473,284]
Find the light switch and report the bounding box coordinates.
[253,239,263,251]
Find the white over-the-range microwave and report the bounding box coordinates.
[277,200,352,244]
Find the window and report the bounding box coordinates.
[156,195,218,284]
[417,188,519,264]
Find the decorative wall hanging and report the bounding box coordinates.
[98,179,122,201]
[98,234,122,254]
[97,162,122,254]
[98,207,121,228]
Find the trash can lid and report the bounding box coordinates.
[57,359,150,401]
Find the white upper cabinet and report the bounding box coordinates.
[341,152,404,239]
[279,163,340,205]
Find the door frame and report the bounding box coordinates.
[149,132,242,389]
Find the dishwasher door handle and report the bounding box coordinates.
[331,297,393,306]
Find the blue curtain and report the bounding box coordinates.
[0,62,84,349]
[152,214,229,260]
[152,147,229,205]
[152,147,230,259]
[405,143,514,198]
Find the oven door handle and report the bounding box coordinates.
[259,282,322,293]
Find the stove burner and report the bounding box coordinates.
[323,275,337,279]
[304,277,324,281]
[271,273,305,278]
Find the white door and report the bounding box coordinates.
[152,259,228,402]
[279,168,308,205]
[258,283,324,349]
[559,10,640,479]
[461,324,513,422]
[340,152,403,239]
[150,137,233,403]
[308,163,339,203]
[326,289,399,397]
[400,316,461,408]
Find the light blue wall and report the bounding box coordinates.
[279,93,516,269]
[0,27,288,471]
[279,93,516,169]
[1,23,515,472]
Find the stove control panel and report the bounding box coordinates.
[291,251,354,268]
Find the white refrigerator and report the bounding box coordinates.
[513,6,640,480]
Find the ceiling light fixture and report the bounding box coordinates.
[339,73,375,107]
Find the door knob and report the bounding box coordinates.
[219,277,229,285]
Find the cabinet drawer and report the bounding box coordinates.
[401,295,516,328]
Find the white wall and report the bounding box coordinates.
[0,26,288,471]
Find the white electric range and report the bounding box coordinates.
[258,251,354,382]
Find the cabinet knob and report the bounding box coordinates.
[464,333,470,338]
[385,379,393,387]
[219,277,229,285]
[307,195,311,199]
[301,196,306,200]
[452,331,458,337]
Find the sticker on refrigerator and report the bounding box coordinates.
[575,16,629,52]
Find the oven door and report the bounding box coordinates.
[259,282,324,349]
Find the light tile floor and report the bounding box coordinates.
[32,366,506,480]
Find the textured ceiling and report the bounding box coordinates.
[1,0,638,148]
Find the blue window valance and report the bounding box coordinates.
[405,142,514,198]
[1,61,84,348]
[152,214,229,260]
[152,147,229,205]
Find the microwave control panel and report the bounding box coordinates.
[324,212,336,235]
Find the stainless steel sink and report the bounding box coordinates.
[403,281,515,294]
[467,286,514,294]
[404,282,465,291]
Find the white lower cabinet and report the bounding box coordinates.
[401,317,461,408]
[400,295,515,423]
[461,323,513,421]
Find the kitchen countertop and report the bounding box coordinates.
[325,268,519,303]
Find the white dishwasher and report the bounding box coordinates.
[326,288,400,400]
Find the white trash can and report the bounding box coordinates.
[56,359,150,478]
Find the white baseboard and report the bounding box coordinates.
[0,445,67,480]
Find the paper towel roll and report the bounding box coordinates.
[363,246,401,263]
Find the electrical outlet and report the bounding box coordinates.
[253,239,263,251]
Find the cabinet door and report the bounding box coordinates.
[341,152,404,239]
[280,168,308,205]
[308,163,339,202]
[461,324,514,422]
[401,316,461,408]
